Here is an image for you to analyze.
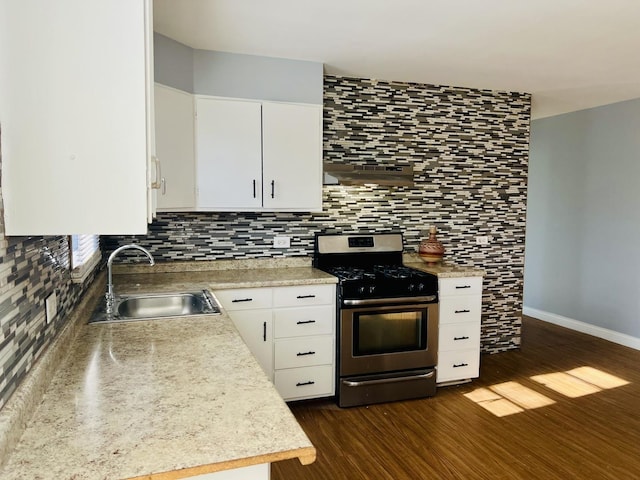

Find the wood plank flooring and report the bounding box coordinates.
[272,316,640,479]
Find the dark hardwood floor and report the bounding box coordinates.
[272,316,640,479]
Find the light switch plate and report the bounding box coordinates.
[476,236,490,245]
[273,236,291,248]
[45,292,57,324]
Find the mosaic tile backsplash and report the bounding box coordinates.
[0,149,98,410]
[105,75,531,354]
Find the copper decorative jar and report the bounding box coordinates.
[419,226,445,263]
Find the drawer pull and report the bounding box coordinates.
[263,322,267,342]
[296,320,316,325]
[455,309,470,314]
[296,294,316,299]
[296,351,316,357]
[454,336,470,341]
[453,362,469,368]
[232,298,253,303]
[455,285,471,289]
[296,381,315,387]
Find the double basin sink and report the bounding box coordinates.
[90,290,221,324]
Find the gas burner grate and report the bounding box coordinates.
[328,267,376,282]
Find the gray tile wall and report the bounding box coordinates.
[105,75,531,353]
[0,139,99,410]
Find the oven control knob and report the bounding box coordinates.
[368,285,376,295]
[358,286,366,295]
[408,283,415,292]
[417,283,425,292]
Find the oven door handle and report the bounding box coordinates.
[342,371,434,387]
[343,295,437,307]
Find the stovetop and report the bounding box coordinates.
[314,232,438,301]
[323,264,438,300]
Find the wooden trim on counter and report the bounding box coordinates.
[126,446,317,480]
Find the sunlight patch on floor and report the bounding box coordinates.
[464,367,629,417]
[566,366,630,389]
[464,388,524,417]
[464,382,554,417]
[490,381,556,410]
[531,372,601,398]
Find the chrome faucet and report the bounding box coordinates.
[105,244,155,315]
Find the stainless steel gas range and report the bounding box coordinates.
[314,232,439,407]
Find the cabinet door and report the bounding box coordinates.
[262,102,322,212]
[0,0,153,235]
[195,97,262,210]
[155,84,195,211]
[228,310,273,381]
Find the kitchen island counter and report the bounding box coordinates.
[0,263,335,479]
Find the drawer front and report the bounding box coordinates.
[274,336,333,369]
[275,365,334,400]
[437,349,480,383]
[439,295,482,325]
[273,284,334,308]
[214,288,272,310]
[439,277,482,297]
[439,322,481,351]
[273,305,334,338]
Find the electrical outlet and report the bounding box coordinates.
[273,236,291,248]
[476,236,490,246]
[45,293,57,324]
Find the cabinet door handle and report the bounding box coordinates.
[252,179,256,198]
[296,320,316,325]
[231,298,253,303]
[296,294,316,299]
[296,351,316,357]
[296,381,315,387]
[271,180,275,198]
[453,363,469,368]
[150,156,162,189]
[263,321,267,342]
[161,177,166,195]
[455,309,470,314]
[455,285,471,289]
[454,336,470,341]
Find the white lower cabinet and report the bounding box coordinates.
[437,276,483,385]
[190,463,269,480]
[214,284,336,401]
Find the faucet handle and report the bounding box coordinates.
[105,292,115,315]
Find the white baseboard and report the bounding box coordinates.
[523,306,640,351]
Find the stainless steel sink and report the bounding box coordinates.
[90,290,221,324]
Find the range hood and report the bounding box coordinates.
[323,163,414,187]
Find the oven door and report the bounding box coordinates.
[340,301,438,377]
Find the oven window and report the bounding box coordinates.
[353,308,427,356]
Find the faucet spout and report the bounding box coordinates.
[105,244,155,315]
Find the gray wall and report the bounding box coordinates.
[525,98,640,337]
[154,33,194,93]
[106,75,531,354]
[154,33,323,104]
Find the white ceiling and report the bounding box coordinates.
[153,0,640,119]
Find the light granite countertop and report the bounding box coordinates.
[113,265,338,294]
[0,262,337,480]
[403,253,486,278]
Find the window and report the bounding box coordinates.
[70,235,101,283]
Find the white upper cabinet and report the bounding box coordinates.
[155,84,196,211]
[0,0,155,235]
[262,102,323,211]
[195,96,323,212]
[195,97,263,210]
